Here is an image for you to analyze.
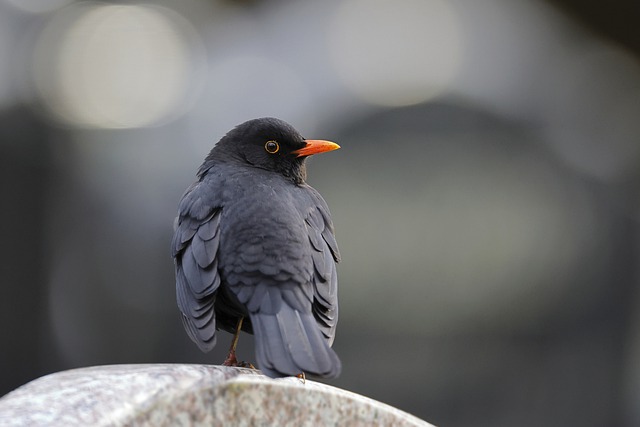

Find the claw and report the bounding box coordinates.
[296,372,306,384]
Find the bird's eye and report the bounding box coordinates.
[265,140,280,154]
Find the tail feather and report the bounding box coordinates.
[251,306,341,378]
[253,313,296,377]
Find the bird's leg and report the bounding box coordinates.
[222,318,256,369]
[222,317,244,367]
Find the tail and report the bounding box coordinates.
[250,306,341,378]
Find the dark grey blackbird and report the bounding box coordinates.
[171,117,341,378]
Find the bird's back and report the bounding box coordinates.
[176,162,341,377]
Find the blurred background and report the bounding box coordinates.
[1,0,639,426]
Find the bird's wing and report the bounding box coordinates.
[171,181,222,352]
[305,188,341,345]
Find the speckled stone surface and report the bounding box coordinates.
[0,364,434,426]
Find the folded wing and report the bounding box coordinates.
[171,181,222,352]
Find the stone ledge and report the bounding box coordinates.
[0,364,434,426]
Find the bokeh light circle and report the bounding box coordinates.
[32,2,205,129]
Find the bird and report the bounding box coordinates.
[171,117,342,378]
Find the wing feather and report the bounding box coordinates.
[304,199,340,345]
[172,180,222,353]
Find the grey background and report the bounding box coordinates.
[1,1,640,426]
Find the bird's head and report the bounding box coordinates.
[202,117,340,184]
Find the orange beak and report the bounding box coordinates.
[293,139,341,158]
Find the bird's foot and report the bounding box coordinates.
[222,350,255,369]
[222,317,256,368]
[222,350,241,367]
[296,372,306,384]
[222,352,239,367]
